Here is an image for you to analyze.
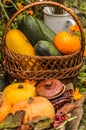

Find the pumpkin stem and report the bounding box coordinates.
[18,85,24,89]
[70,30,76,36]
[0,92,4,105]
[28,97,34,103]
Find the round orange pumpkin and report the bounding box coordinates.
[54,32,81,54]
[0,92,11,123]
[11,96,55,124]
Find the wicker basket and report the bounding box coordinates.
[1,1,85,83]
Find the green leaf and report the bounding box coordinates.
[0,110,25,129]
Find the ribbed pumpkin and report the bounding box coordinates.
[0,92,11,123]
[54,31,81,55]
[3,81,37,106]
[11,96,55,124]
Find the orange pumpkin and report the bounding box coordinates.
[0,92,11,123]
[54,31,81,54]
[11,96,55,124]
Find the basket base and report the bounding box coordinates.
[7,73,78,85]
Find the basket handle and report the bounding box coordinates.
[2,1,85,52]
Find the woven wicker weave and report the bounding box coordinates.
[1,1,85,83]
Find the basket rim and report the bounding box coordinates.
[3,46,82,60]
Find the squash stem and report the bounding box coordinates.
[28,97,34,103]
[18,85,24,89]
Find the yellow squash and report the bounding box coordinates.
[5,29,35,55]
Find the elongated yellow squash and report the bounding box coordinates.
[5,29,35,55]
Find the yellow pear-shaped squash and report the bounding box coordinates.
[3,81,37,106]
[5,29,35,55]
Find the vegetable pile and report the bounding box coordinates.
[0,78,84,130]
[5,15,81,58]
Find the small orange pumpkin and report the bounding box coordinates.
[11,96,55,124]
[54,31,81,54]
[0,92,11,123]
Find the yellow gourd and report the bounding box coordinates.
[3,81,37,106]
[5,29,35,55]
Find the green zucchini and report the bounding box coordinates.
[34,40,61,56]
[19,15,56,46]
[36,19,56,44]
[20,15,44,46]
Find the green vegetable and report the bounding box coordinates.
[34,40,61,56]
[36,18,55,44]
[19,15,55,46]
[19,15,44,46]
